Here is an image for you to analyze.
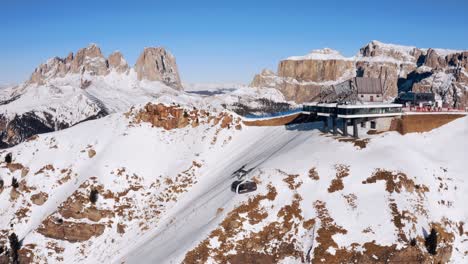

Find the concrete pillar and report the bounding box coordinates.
[332,117,337,136]
[353,119,359,138]
[323,117,329,133]
[343,119,348,136]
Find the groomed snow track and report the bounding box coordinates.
[115,124,318,264]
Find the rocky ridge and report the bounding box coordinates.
[0,44,185,148]
[29,44,182,90]
[251,41,468,106]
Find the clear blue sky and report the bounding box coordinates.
[1,0,467,85]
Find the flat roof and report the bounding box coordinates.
[337,103,402,109]
[303,103,402,109]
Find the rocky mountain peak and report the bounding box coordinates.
[134,47,182,90]
[70,44,107,75]
[286,48,348,61]
[108,51,129,73]
[251,41,468,106]
[359,40,422,63]
[27,44,183,90]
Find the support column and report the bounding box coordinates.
[332,116,337,136]
[323,117,329,133]
[353,119,359,138]
[342,118,348,136]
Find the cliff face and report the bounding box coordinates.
[0,44,184,148]
[28,44,182,90]
[278,59,354,82]
[134,47,182,90]
[251,41,468,107]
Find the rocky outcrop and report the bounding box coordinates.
[134,47,182,90]
[278,57,354,83]
[424,49,447,69]
[29,44,108,84]
[70,44,108,75]
[250,50,355,103]
[250,41,468,107]
[108,51,129,73]
[28,44,182,90]
[250,69,277,88]
[130,103,241,131]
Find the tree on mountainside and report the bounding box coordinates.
[5,153,12,164]
[90,189,99,204]
[11,178,19,189]
[425,228,438,255]
[9,232,20,264]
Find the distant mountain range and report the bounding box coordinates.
[251,40,468,107]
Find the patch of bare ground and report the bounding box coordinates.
[87,149,96,158]
[46,241,65,261]
[128,103,241,131]
[312,200,454,263]
[34,164,55,175]
[18,244,42,263]
[308,167,319,180]
[362,169,429,195]
[279,170,302,190]
[327,164,350,193]
[391,114,465,135]
[4,162,24,173]
[57,168,75,185]
[342,193,357,210]
[184,185,310,263]
[337,137,370,149]
[312,200,348,262]
[37,220,106,242]
[30,192,48,205]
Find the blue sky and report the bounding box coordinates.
[1,0,467,85]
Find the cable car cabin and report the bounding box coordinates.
[231,180,257,194]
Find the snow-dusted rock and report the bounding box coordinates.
[70,44,108,75]
[250,41,468,106]
[134,47,182,90]
[108,51,129,73]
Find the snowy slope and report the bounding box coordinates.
[0,96,466,263]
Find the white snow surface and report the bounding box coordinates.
[0,99,466,263]
[286,48,353,61]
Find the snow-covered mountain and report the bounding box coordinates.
[0,97,466,263]
[0,44,185,148]
[0,41,467,264]
[251,41,468,106]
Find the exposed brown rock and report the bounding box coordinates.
[131,103,241,132]
[134,47,182,89]
[31,192,49,205]
[424,48,447,69]
[70,44,107,75]
[37,219,105,242]
[87,149,96,158]
[250,41,468,106]
[278,58,354,83]
[107,51,129,73]
[327,164,350,193]
[362,169,428,194]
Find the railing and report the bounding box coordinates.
[243,108,303,119]
[402,106,468,113]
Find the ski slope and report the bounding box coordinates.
[0,101,466,263]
